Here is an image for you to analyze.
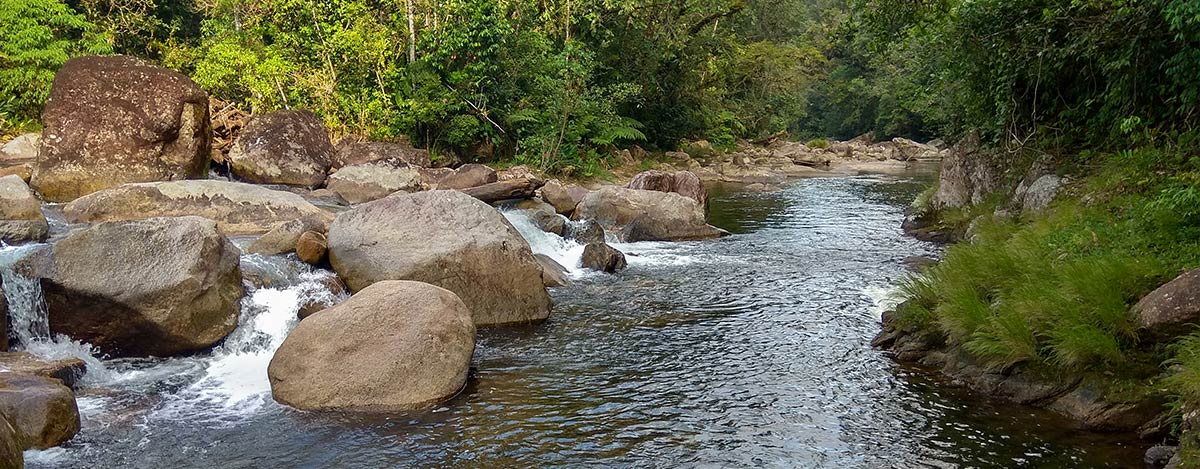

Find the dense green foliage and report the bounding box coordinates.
[8,0,1196,168]
[0,0,110,130]
[808,0,1200,146]
[1,0,845,172]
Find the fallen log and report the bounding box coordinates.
[460,177,545,203]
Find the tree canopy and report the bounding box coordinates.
[2,0,1199,171]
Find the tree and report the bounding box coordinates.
[0,0,110,132]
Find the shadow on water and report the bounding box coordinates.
[33,173,1146,468]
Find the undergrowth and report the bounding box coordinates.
[894,145,1200,404]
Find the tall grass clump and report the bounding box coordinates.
[898,148,1196,373]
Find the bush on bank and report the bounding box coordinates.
[895,144,1200,456]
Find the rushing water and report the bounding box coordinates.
[3,175,1147,467]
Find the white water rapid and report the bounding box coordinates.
[501,210,588,275]
[0,245,346,430]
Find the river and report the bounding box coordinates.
[5,173,1145,467]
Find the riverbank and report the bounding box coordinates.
[874,139,1200,468]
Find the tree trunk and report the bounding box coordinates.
[460,178,546,203]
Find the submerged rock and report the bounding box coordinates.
[32,55,211,202]
[581,243,627,273]
[573,186,726,242]
[43,216,244,357]
[1135,269,1200,341]
[296,274,347,320]
[62,180,329,235]
[327,190,551,326]
[0,373,79,450]
[228,110,333,187]
[0,175,48,244]
[901,256,938,272]
[268,280,474,412]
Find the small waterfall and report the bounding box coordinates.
[502,210,587,275]
[154,259,346,420]
[0,244,113,381]
[1,261,49,341]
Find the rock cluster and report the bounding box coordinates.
[1,54,959,437]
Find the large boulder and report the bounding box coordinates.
[295,231,327,265]
[768,140,832,167]
[433,163,496,190]
[0,353,85,390]
[0,412,19,469]
[327,190,551,326]
[0,176,48,244]
[326,162,423,204]
[573,186,726,242]
[0,373,79,450]
[538,179,577,215]
[268,280,475,412]
[496,165,536,181]
[228,110,333,186]
[892,137,942,161]
[1019,174,1064,212]
[1135,269,1200,341]
[32,55,211,202]
[933,132,1004,209]
[42,216,244,357]
[626,170,708,210]
[62,180,329,235]
[581,243,627,273]
[332,140,431,169]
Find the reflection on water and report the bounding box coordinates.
[32,175,1143,468]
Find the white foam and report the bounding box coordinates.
[863,284,902,321]
[155,270,344,419]
[502,210,587,275]
[609,241,703,268]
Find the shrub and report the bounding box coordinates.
[805,138,830,149]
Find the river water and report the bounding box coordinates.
[4,174,1145,467]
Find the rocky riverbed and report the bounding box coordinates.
[0,53,1078,468]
